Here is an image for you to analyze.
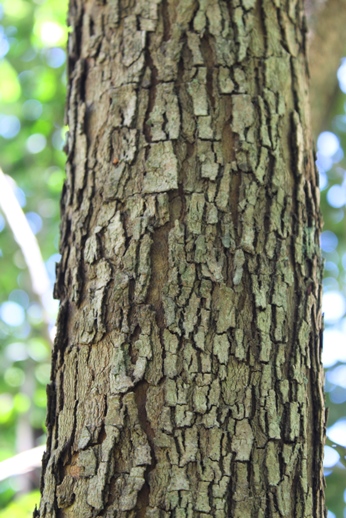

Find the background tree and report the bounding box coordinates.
[0,0,66,515]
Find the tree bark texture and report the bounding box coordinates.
[37,1,325,517]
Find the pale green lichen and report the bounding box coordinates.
[143,141,178,193]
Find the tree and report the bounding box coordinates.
[36,1,326,516]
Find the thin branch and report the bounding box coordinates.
[0,445,45,482]
[0,168,54,345]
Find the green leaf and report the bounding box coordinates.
[0,61,21,103]
[0,490,40,518]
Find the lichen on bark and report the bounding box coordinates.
[37,1,325,517]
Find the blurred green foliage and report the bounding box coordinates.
[0,0,346,517]
[0,0,67,513]
[0,490,40,518]
[316,59,346,518]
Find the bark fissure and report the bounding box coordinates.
[37,0,325,517]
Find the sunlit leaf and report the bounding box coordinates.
[34,20,66,47]
[2,0,31,20]
[27,337,49,362]
[34,363,50,385]
[0,394,13,423]
[0,60,21,102]
[4,367,25,388]
[46,167,65,193]
[13,393,30,413]
[0,490,40,518]
[33,387,47,408]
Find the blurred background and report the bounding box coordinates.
[0,1,345,517]
[0,0,66,515]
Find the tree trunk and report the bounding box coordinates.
[36,1,325,517]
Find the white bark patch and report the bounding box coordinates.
[84,234,100,264]
[252,274,268,309]
[135,234,153,302]
[74,133,87,192]
[134,0,161,31]
[216,164,231,211]
[233,249,245,285]
[122,16,146,68]
[168,466,190,491]
[87,462,108,509]
[143,141,178,193]
[232,419,254,460]
[119,467,146,511]
[196,481,211,512]
[187,31,204,65]
[110,84,137,127]
[188,67,209,115]
[147,82,180,140]
[213,333,230,364]
[235,328,245,360]
[232,94,255,140]
[197,140,220,181]
[77,449,97,477]
[198,115,213,139]
[104,211,125,257]
[187,193,205,234]
[288,402,300,441]
[94,260,112,289]
[293,111,304,176]
[257,306,272,362]
[266,441,281,486]
[193,384,209,413]
[219,67,234,93]
[109,344,134,394]
[112,128,138,164]
[216,285,236,332]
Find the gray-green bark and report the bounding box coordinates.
[36,1,325,517]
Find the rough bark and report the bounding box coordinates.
[37,1,325,517]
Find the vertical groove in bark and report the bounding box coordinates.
[37,0,325,517]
